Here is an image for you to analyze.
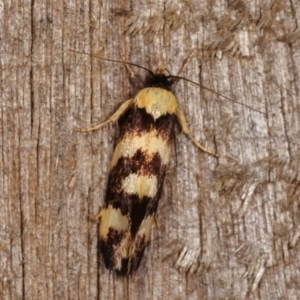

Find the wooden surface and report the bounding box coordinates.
[1,0,300,299]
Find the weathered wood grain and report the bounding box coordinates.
[1,0,300,299]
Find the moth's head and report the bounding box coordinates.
[143,67,176,91]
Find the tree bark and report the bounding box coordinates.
[1,0,300,299]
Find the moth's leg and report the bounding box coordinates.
[89,209,103,222]
[175,108,219,157]
[119,46,145,91]
[76,98,134,132]
[176,49,196,77]
[119,46,136,78]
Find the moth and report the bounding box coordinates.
[76,50,220,275]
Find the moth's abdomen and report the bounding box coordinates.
[99,106,176,274]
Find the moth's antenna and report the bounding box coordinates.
[70,49,265,114]
[69,49,154,76]
[169,75,265,114]
[176,49,197,79]
[118,47,137,78]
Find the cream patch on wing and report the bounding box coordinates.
[138,215,155,243]
[128,214,155,263]
[121,174,158,199]
[99,205,129,238]
[110,129,171,168]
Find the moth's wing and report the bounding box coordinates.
[99,198,156,275]
[98,205,131,275]
[99,108,175,274]
[128,211,156,272]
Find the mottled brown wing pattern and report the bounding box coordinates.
[100,106,175,274]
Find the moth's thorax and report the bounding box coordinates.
[134,87,178,120]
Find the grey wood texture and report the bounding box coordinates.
[1,0,300,299]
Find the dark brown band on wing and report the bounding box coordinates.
[109,149,163,182]
[118,106,177,140]
[105,151,166,208]
[105,168,165,237]
[100,228,127,272]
